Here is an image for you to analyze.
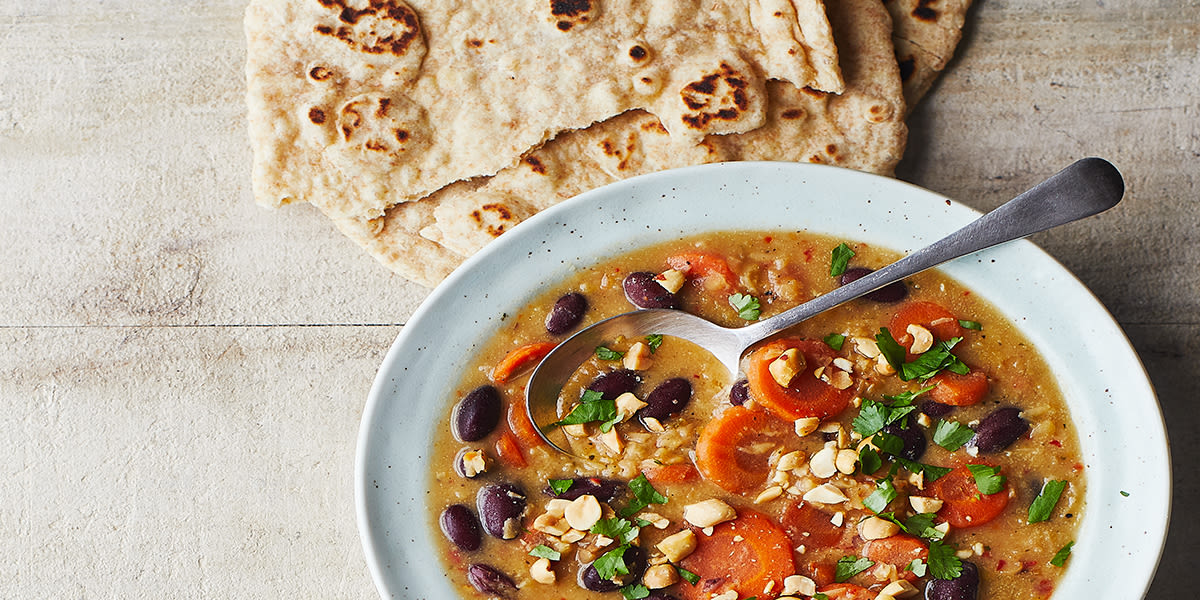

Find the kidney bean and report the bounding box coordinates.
[543,477,624,502]
[883,419,927,461]
[729,379,750,406]
[546,292,588,335]
[439,504,482,552]
[926,560,979,600]
[587,369,642,400]
[476,483,527,539]
[467,564,517,598]
[578,545,647,592]
[919,398,954,418]
[623,272,680,309]
[637,377,692,425]
[839,266,908,303]
[969,406,1030,453]
[452,385,502,442]
[645,593,681,600]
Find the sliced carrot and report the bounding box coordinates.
[802,561,836,588]
[667,251,739,292]
[889,301,965,358]
[928,464,1011,528]
[642,462,699,485]
[927,368,990,406]
[694,406,789,493]
[746,338,855,421]
[506,400,545,448]
[677,510,796,600]
[491,341,557,384]
[816,583,876,600]
[862,534,928,581]
[493,429,527,468]
[780,500,847,549]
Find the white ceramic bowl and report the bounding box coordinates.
[356,162,1169,599]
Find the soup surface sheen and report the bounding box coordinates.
[430,231,1084,600]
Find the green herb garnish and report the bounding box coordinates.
[835,556,875,582]
[830,243,855,276]
[595,346,625,361]
[933,419,976,451]
[676,566,700,585]
[1028,480,1067,523]
[823,333,846,350]
[529,545,561,561]
[729,293,761,320]
[644,334,664,353]
[858,446,882,474]
[813,594,830,600]
[1050,541,1074,566]
[927,541,963,580]
[906,558,928,577]
[959,319,983,330]
[875,327,908,373]
[621,584,650,599]
[901,338,969,381]
[1120,490,1131,497]
[593,545,630,580]
[591,518,640,545]
[853,398,919,438]
[864,479,898,514]
[549,389,618,431]
[902,513,943,541]
[967,464,1007,495]
[548,478,574,495]
[895,457,952,482]
[618,473,668,517]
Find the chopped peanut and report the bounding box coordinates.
[564,495,603,531]
[770,348,806,387]
[907,324,934,354]
[809,447,838,479]
[683,499,737,528]
[460,449,488,478]
[623,342,654,370]
[858,515,901,540]
[794,417,821,437]
[656,269,686,294]
[614,392,648,421]
[643,564,678,589]
[802,483,848,505]
[755,485,784,504]
[656,529,698,563]
[782,574,816,596]
[530,557,556,584]
[909,496,944,514]
[880,579,919,598]
[835,449,858,474]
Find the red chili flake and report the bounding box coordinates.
[996,559,1007,571]
[803,248,814,262]
[1036,579,1055,596]
[763,236,773,243]
[1073,462,1085,472]
[1049,439,1063,447]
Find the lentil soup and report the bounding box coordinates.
[430,231,1084,600]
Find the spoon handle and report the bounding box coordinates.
[738,158,1124,342]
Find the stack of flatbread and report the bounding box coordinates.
[246,0,972,287]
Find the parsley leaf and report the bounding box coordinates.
[593,545,630,580]
[591,518,640,545]
[823,333,846,350]
[959,319,983,331]
[548,478,574,495]
[967,464,1007,495]
[872,431,905,457]
[595,346,625,361]
[852,399,918,438]
[1028,480,1067,523]
[618,473,668,517]
[1050,541,1074,566]
[927,541,963,580]
[830,243,855,277]
[906,558,928,577]
[903,513,943,541]
[644,334,664,353]
[835,556,875,582]
[875,327,908,373]
[729,293,761,320]
[895,457,952,482]
[933,419,975,451]
[529,545,561,560]
[864,479,898,514]
[549,389,621,431]
[882,385,935,404]
[901,337,968,381]
[621,584,650,600]
[676,566,700,585]
[858,446,882,474]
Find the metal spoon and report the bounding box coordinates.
[526,157,1124,454]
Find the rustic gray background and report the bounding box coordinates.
[1,0,1194,597]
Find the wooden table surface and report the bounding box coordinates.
[2,1,1195,597]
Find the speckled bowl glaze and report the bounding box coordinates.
[356,162,1169,600]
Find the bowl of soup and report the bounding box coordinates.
[355,162,1169,600]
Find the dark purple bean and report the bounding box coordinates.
[839,267,908,303]
[882,419,927,461]
[452,385,502,442]
[546,292,588,335]
[919,398,955,418]
[645,593,681,600]
[623,271,680,309]
[729,379,750,406]
[587,369,642,400]
[925,560,979,600]
[969,406,1030,453]
[543,477,624,502]
[439,504,482,552]
[467,564,517,598]
[476,483,527,539]
[453,447,488,479]
[637,378,692,425]
[578,545,647,591]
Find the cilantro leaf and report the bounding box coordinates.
[548,478,574,495]
[895,457,952,482]
[644,334,664,353]
[593,545,630,580]
[872,431,905,457]
[549,389,616,430]
[591,518,640,545]
[927,541,963,580]
[933,419,975,451]
[903,513,943,541]
[1120,490,1131,497]
[676,566,700,585]
[1050,541,1074,567]
[882,385,935,404]
[596,346,625,361]
[529,545,561,560]
[835,555,875,582]
[852,399,889,437]
[823,333,846,350]
[967,464,1007,495]
[621,584,650,600]
[729,293,761,320]
[618,473,668,517]
[813,595,830,600]
[858,446,882,474]
[901,337,968,381]
[875,327,907,373]
[864,479,898,514]
[830,243,855,277]
[1028,480,1068,523]
[959,319,983,331]
[906,558,928,577]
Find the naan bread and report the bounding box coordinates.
[884,0,973,111]
[325,0,906,286]
[245,0,844,222]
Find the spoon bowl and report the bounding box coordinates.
[526,157,1125,454]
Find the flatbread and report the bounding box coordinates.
[245,0,844,221]
[326,0,907,286]
[883,0,973,112]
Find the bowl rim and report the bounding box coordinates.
[355,161,1170,600]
